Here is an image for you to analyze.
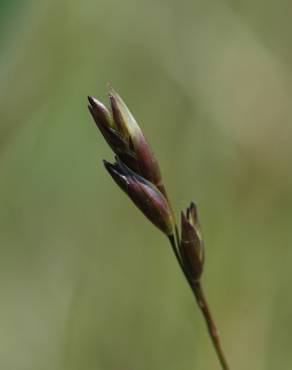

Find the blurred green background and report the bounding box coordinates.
[1,1,292,369]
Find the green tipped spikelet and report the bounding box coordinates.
[88,89,164,195]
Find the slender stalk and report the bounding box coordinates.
[191,281,230,370]
[168,235,230,370]
[168,234,187,282]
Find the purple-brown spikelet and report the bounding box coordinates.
[103,159,174,236]
[88,89,165,196]
[180,203,204,281]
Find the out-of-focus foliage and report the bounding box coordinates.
[0,1,291,369]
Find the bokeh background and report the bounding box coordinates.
[1,1,292,369]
